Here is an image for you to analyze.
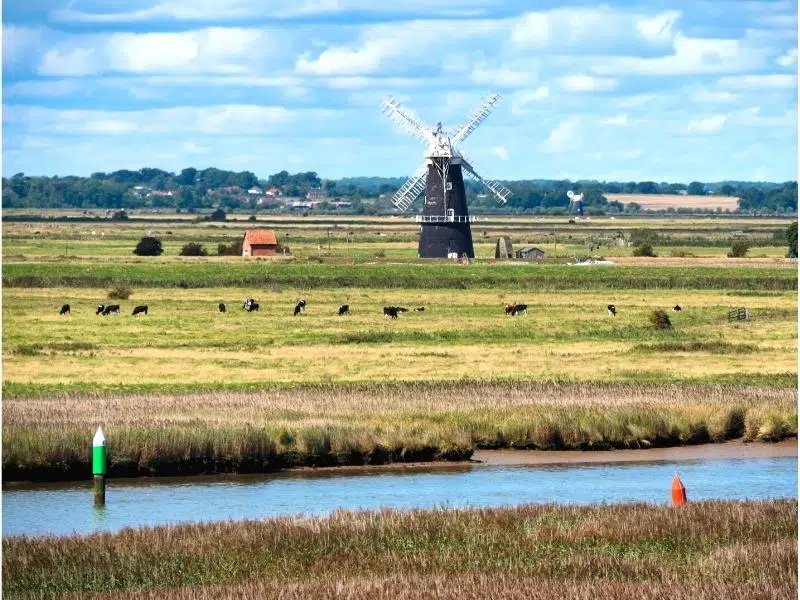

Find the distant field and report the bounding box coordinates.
[606,194,740,211]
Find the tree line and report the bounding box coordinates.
[3,167,796,214]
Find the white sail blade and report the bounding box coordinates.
[460,155,511,205]
[450,94,501,147]
[391,164,428,211]
[380,98,434,145]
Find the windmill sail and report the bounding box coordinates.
[391,164,427,211]
[460,155,511,205]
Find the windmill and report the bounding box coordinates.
[567,190,584,215]
[380,94,512,258]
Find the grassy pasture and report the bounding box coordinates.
[3,500,796,599]
[605,193,740,211]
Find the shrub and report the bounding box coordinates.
[787,222,797,258]
[648,309,672,329]
[208,207,227,221]
[108,286,132,300]
[632,243,656,257]
[217,239,243,256]
[133,236,163,256]
[180,242,208,257]
[111,210,128,220]
[248,215,257,222]
[669,249,694,258]
[728,238,750,258]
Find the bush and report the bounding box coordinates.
[179,242,208,257]
[787,222,797,258]
[133,236,163,256]
[248,215,257,222]
[208,207,226,221]
[648,309,672,329]
[632,243,656,257]
[108,286,132,300]
[111,210,128,220]
[217,239,243,256]
[728,238,750,258]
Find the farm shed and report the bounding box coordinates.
[242,229,280,257]
[516,246,546,260]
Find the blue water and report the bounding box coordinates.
[3,457,796,538]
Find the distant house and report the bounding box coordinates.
[266,187,282,197]
[329,201,352,208]
[247,186,263,195]
[516,246,546,260]
[242,229,280,257]
[306,189,326,200]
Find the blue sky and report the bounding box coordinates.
[2,0,798,182]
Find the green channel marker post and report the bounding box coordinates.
[92,426,106,506]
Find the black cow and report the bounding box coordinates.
[414,306,425,312]
[396,306,409,313]
[242,298,256,310]
[511,304,528,316]
[96,304,105,315]
[383,306,399,319]
[247,302,260,312]
[102,304,120,315]
[132,305,148,316]
[338,304,350,316]
[673,305,682,312]
[293,302,303,316]
[59,304,70,315]
[607,304,617,317]
[219,303,227,313]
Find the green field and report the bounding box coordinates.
[3,500,796,599]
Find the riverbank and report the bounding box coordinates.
[3,382,796,482]
[3,500,796,599]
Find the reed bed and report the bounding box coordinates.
[3,500,796,599]
[4,382,796,480]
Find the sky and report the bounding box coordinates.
[2,0,798,182]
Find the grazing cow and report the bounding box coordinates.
[242,298,257,310]
[132,305,148,316]
[59,304,70,315]
[673,305,682,312]
[504,303,516,315]
[102,304,120,315]
[218,303,226,313]
[607,304,617,317]
[247,302,260,312]
[298,299,307,312]
[511,304,528,316]
[338,304,350,316]
[414,306,425,312]
[293,302,303,316]
[396,306,409,313]
[383,306,399,319]
[96,304,105,315]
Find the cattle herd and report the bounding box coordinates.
[57,300,686,318]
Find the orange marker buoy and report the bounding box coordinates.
[671,474,687,506]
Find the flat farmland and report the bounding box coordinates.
[605,194,740,211]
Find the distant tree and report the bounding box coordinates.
[208,207,227,221]
[687,181,706,195]
[179,242,208,256]
[249,214,257,221]
[133,236,163,256]
[217,239,243,256]
[728,238,750,258]
[629,228,659,247]
[111,209,129,220]
[632,243,656,257]
[635,181,658,194]
[176,167,198,186]
[787,222,798,258]
[720,184,734,196]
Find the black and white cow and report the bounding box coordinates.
[293,302,303,316]
[607,304,617,317]
[414,306,425,312]
[383,306,399,319]
[338,304,350,316]
[102,304,120,315]
[218,303,227,313]
[247,302,260,312]
[96,304,105,315]
[59,304,71,315]
[511,304,528,316]
[396,306,409,313]
[132,305,148,316]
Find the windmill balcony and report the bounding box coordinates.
[415,215,477,223]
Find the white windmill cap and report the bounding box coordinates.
[567,190,575,198]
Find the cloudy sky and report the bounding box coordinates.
[2,0,798,182]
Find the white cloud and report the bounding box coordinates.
[510,86,550,114]
[686,114,727,133]
[559,75,617,92]
[40,47,99,76]
[777,48,798,66]
[470,64,537,88]
[3,26,43,69]
[493,146,509,160]
[635,11,680,43]
[717,74,797,89]
[538,117,580,153]
[182,141,211,154]
[4,80,81,97]
[616,94,657,108]
[691,87,738,103]
[603,113,628,126]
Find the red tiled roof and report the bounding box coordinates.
[244,229,278,246]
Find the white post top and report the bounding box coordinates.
[93,426,106,446]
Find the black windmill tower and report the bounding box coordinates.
[381,94,512,258]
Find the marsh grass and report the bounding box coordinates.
[2,500,796,599]
[3,382,795,480]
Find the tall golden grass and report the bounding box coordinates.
[3,382,796,480]
[3,500,796,598]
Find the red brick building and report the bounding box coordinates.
[242,229,280,257]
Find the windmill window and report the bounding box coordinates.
[446,182,452,191]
